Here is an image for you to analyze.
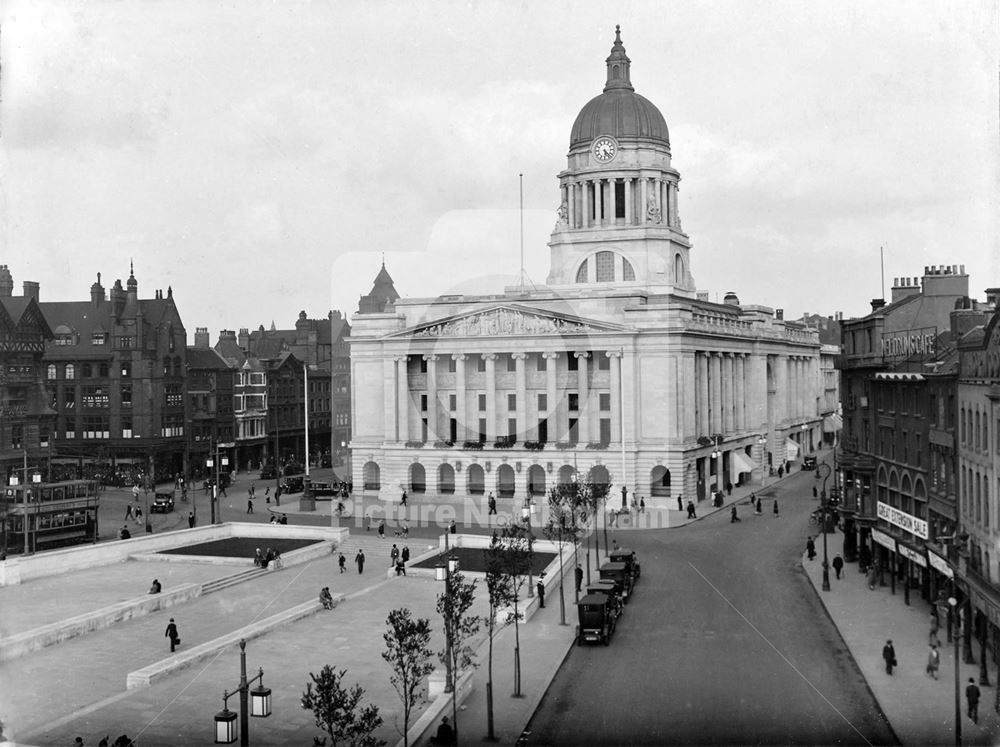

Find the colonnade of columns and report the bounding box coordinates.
[389,350,626,447]
[785,355,817,421]
[694,350,753,436]
[561,175,679,229]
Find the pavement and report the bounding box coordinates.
[3,450,998,745]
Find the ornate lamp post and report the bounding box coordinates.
[213,639,271,745]
[710,433,724,505]
[817,462,832,591]
[947,596,961,746]
[757,433,768,487]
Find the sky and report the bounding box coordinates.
[1,0,997,340]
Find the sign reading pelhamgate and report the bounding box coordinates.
[877,501,928,539]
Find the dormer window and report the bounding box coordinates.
[91,332,106,345]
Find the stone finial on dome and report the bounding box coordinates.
[604,24,633,93]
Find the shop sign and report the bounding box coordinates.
[927,550,953,578]
[881,327,936,359]
[897,544,927,567]
[877,501,928,539]
[871,528,896,551]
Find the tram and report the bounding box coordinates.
[1,479,100,555]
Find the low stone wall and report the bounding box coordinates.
[398,668,475,747]
[0,583,203,662]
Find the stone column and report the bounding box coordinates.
[722,353,733,433]
[607,351,622,443]
[736,354,746,431]
[424,354,438,441]
[396,357,409,442]
[698,352,710,436]
[624,178,633,225]
[710,352,722,434]
[568,183,576,229]
[640,178,649,224]
[386,356,399,442]
[513,352,527,442]
[609,178,617,224]
[576,352,590,443]
[484,353,497,442]
[453,353,466,443]
[544,352,559,442]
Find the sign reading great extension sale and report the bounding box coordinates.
[877,501,928,539]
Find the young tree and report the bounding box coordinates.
[436,568,480,744]
[381,607,435,747]
[543,487,585,623]
[300,665,384,747]
[489,525,533,697]
[483,530,518,739]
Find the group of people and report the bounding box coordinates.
[253,546,283,569]
[268,513,289,525]
[389,543,411,575]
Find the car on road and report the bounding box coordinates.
[599,561,633,601]
[310,481,338,497]
[802,455,817,470]
[576,593,617,646]
[151,492,175,513]
[260,465,278,480]
[281,476,304,494]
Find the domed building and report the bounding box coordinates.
[348,28,827,510]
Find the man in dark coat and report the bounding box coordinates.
[355,549,365,574]
[882,639,895,675]
[832,555,844,579]
[966,677,981,723]
[575,565,584,593]
[165,618,180,652]
[806,537,816,561]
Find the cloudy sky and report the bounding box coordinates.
[1,1,997,338]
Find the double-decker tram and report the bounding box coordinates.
[1,479,100,555]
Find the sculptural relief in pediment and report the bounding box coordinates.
[409,307,614,339]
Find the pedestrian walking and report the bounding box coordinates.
[725,482,733,496]
[832,554,844,579]
[134,505,143,525]
[867,565,877,590]
[355,549,365,574]
[488,494,497,515]
[402,545,410,563]
[730,504,741,523]
[772,499,779,517]
[639,496,645,513]
[377,519,385,538]
[400,490,408,507]
[966,677,981,723]
[536,574,546,608]
[677,495,683,512]
[777,466,784,478]
[165,618,180,652]
[686,500,696,519]
[812,486,818,498]
[338,552,346,573]
[929,610,940,646]
[882,639,896,675]
[449,519,457,534]
[247,498,254,514]
[575,565,583,593]
[926,643,940,679]
[755,497,763,516]
[806,537,816,561]
[188,511,195,528]
[124,502,134,521]
[390,543,400,566]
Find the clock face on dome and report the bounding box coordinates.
[592,137,617,162]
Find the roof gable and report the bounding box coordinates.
[389,303,631,340]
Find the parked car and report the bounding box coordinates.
[802,455,818,470]
[576,593,617,646]
[151,492,175,513]
[282,462,303,477]
[260,465,278,480]
[281,476,304,494]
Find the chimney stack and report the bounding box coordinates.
[194,327,210,349]
[22,281,39,301]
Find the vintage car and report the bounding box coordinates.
[151,491,175,513]
[309,481,338,497]
[609,548,641,584]
[281,476,305,494]
[576,593,617,646]
[599,561,634,601]
[259,465,278,480]
[802,455,818,471]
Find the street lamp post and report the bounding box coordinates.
[818,462,832,591]
[757,434,768,488]
[524,496,534,597]
[948,596,961,746]
[206,441,231,525]
[213,639,271,745]
[711,433,723,505]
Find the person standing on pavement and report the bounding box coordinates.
[401,545,410,564]
[730,504,741,523]
[355,549,366,574]
[882,640,896,675]
[927,642,940,679]
[772,499,779,517]
[832,554,844,579]
[390,543,400,567]
[247,497,254,514]
[165,618,180,652]
[488,494,497,515]
[966,677,981,723]
[338,552,346,573]
[449,519,457,534]
[188,511,195,528]
[676,495,683,512]
[536,574,546,608]
[377,519,385,539]
[686,500,696,519]
[806,536,816,560]
[639,496,645,514]
[575,565,583,593]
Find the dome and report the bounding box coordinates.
[569,26,670,151]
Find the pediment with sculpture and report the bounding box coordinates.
[394,304,629,339]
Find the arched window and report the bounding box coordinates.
[467,464,485,495]
[623,260,635,281]
[650,466,671,497]
[47,364,57,380]
[528,464,546,496]
[497,464,516,497]
[596,251,615,282]
[674,253,684,282]
[576,260,588,283]
[409,463,426,494]
[438,464,455,494]
[363,461,380,491]
[65,364,75,380]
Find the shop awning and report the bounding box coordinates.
[731,451,756,475]
[785,439,800,460]
[823,414,843,433]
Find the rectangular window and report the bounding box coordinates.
[421,418,428,441]
[419,358,428,373]
[82,386,110,408]
[82,415,110,439]
[506,356,517,372]
[160,414,184,438]
[119,336,134,348]
[478,394,486,411]
[538,419,548,442]
[450,418,458,442]
[568,355,579,372]
[10,424,23,450]
[568,418,579,443]
[599,392,611,411]
[121,418,133,439]
[449,394,457,411]
[597,354,610,371]
[233,394,244,411]
[421,394,428,412]
[537,355,547,372]
[477,357,486,372]
[508,418,517,439]
[448,357,457,373]
[121,384,132,408]
[164,384,183,408]
[478,419,487,443]
[538,393,547,412]
[91,332,106,345]
[64,388,76,409]
[599,418,612,444]
[568,393,579,412]
[508,394,517,411]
